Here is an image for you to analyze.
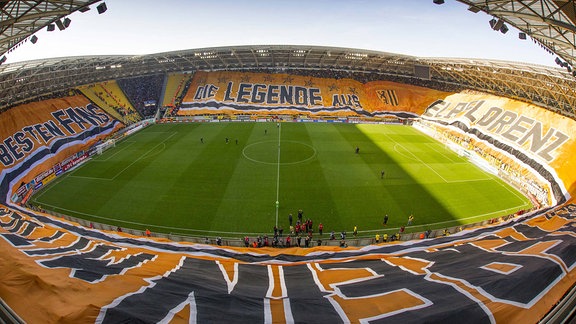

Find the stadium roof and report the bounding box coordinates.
[1,1,576,119]
[1,44,575,119]
[0,0,101,58]
[459,0,576,70]
[0,1,575,68]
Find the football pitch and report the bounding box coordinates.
[32,122,532,238]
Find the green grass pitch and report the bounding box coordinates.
[32,122,532,238]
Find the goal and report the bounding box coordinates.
[96,139,116,155]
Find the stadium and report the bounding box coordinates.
[1,0,576,323]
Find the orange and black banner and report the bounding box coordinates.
[0,203,575,323]
[178,71,453,118]
[0,95,123,203]
[422,91,576,203]
[376,89,399,106]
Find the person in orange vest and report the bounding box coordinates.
[318,223,324,235]
[145,229,151,237]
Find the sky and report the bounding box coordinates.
[3,0,557,66]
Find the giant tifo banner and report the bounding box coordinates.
[179,71,453,117]
[421,91,576,205]
[0,203,575,322]
[0,95,123,204]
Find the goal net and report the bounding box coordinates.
[96,139,115,155]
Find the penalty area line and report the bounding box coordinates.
[34,201,275,236]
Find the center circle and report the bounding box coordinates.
[242,140,317,165]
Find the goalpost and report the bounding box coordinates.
[96,139,116,155]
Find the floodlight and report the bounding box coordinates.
[97,2,107,14]
[519,32,526,40]
[489,19,497,29]
[78,6,90,12]
[55,20,65,31]
[555,57,562,65]
[493,19,504,31]
[500,24,508,34]
[0,56,6,65]
[468,6,480,13]
[64,18,71,28]
[433,0,444,4]
[30,35,38,44]
[47,24,55,32]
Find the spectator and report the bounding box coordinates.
[117,75,163,119]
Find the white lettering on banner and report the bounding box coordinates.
[0,104,112,168]
[190,82,363,110]
[424,100,570,163]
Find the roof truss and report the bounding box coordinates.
[458,0,576,70]
[0,0,101,57]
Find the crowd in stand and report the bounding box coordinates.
[83,83,139,122]
[167,76,194,116]
[425,120,548,205]
[211,67,465,93]
[162,67,464,117]
[1,89,77,114]
[166,74,192,109]
[0,65,464,117]
[117,75,164,119]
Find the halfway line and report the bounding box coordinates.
[275,123,281,227]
